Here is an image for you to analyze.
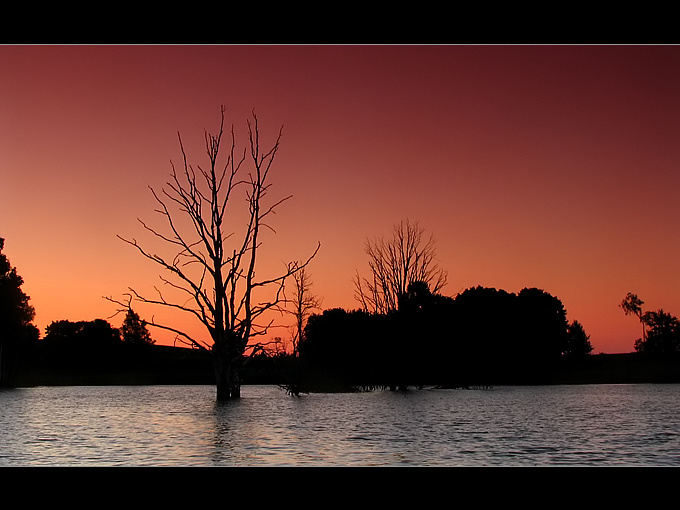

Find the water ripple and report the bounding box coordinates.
[2,384,680,466]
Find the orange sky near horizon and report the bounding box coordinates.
[2,44,679,354]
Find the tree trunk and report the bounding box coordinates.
[213,346,241,401]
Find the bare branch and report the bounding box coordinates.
[141,316,211,351]
[354,220,448,314]
[114,107,318,400]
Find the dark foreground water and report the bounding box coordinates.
[1,383,679,466]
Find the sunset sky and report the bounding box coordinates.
[2,45,679,354]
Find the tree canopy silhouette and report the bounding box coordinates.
[0,238,39,386]
[300,284,575,390]
[516,287,569,364]
[637,309,680,355]
[113,107,319,400]
[43,319,122,350]
[120,308,154,345]
[565,320,594,358]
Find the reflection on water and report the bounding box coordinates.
[1,384,680,466]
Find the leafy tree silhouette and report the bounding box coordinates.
[394,281,455,389]
[636,310,680,355]
[0,238,39,386]
[120,308,155,345]
[301,284,577,390]
[620,293,680,355]
[565,320,593,358]
[301,308,390,391]
[44,319,121,350]
[517,287,569,364]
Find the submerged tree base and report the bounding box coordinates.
[216,386,241,400]
[214,359,242,400]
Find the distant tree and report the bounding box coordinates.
[0,238,39,386]
[44,319,121,349]
[302,284,583,389]
[120,308,154,345]
[299,308,351,389]
[450,286,520,384]
[620,293,647,344]
[394,281,457,389]
[635,309,680,355]
[41,319,123,379]
[517,287,569,363]
[300,282,462,392]
[564,320,593,358]
[398,280,436,312]
[280,266,321,395]
[453,286,518,354]
[43,320,80,347]
[111,107,319,400]
[301,308,389,390]
[354,220,447,315]
[288,266,322,358]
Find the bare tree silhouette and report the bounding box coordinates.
[277,265,322,395]
[354,220,447,314]
[289,266,322,359]
[111,107,318,400]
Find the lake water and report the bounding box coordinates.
[1,383,679,466]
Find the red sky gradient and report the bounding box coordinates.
[2,45,679,354]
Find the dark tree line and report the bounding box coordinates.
[20,315,211,386]
[43,312,154,351]
[298,283,593,391]
[44,319,123,350]
[0,235,159,386]
[28,314,156,380]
